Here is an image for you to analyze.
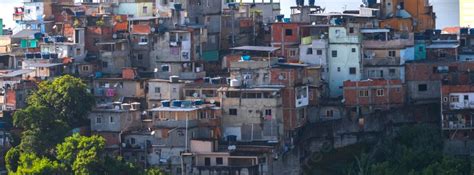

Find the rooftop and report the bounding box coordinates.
[230,46,280,52]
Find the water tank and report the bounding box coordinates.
[174,3,182,11]
[172,100,182,108]
[309,0,315,6]
[193,99,204,106]
[121,103,131,110]
[241,55,251,61]
[181,100,192,108]
[131,102,140,110]
[169,75,179,83]
[283,18,291,23]
[161,100,170,107]
[461,28,469,35]
[434,29,442,36]
[276,15,284,22]
[230,79,241,87]
[470,29,474,36]
[278,57,286,63]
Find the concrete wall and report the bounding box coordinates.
[89,110,141,132]
[328,44,361,97]
[118,2,154,17]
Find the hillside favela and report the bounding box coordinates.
[0,0,471,174]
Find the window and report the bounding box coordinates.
[439,52,447,57]
[418,84,428,92]
[137,54,143,60]
[205,157,211,166]
[140,37,148,43]
[229,108,237,115]
[349,27,354,33]
[349,67,356,75]
[109,116,114,123]
[337,67,341,72]
[389,69,396,76]
[96,117,102,124]
[36,6,40,10]
[82,66,89,71]
[418,46,423,52]
[359,90,369,97]
[451,95,459,102]
[388,50,396,57]
[376,89,384,96]
[316,49,323,55]
[443,97,448,102]
[265,109,272,116]
[464,95,469,100]
[131,138,136,144]
[102,61,108,68]
[332,50,337,57]
[289,50,297,57]
[216,157,223,165]
[154,87,160,93]
[306,48,313,55]
[143,6,148,13]
[285,29,293,36]
[352,48,356,52]
[326,110,333,117]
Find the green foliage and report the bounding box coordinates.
[344,124,470,175]
[56,134,105,174]
[146,168,166,175]
[13,152,65,175]
[5,147,21,172]
[27,75,95,128]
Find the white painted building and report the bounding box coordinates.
[299,38,328,80]
[328,26,362,97]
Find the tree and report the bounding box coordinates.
[13,152,65,175]
[13,106,69,155]
[5,147,21,172]
[27,75,95,128]
[56,134,105,175]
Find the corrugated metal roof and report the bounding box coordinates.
[0,69,34,78]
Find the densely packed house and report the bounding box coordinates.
[3,0,474,174]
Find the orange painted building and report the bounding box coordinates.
[379,0,435,32]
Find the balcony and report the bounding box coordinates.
[363,57,401,66]
[329,35,361,44]
[442,120,474,130]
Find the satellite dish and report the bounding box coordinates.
[278,75,285,80]
[154,68,158,72]
[159,19,164,24]
[193,92,199,98]
[112,33,117,39]
[151,131,155,136]
[210,99,215,104]
[151,27,156,32]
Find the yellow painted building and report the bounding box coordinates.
[460,0,474,27]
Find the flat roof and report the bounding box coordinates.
[26,63,63,68]
[0,69,34,78]
[310,13,374,18]
[12,29,40,39]
[361,28,390,33]
[128,16,160,21]
[426,43,459,49]
[230,46,280,52]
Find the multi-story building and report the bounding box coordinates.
[343,79,406,116]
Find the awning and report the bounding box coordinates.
[0,69,34,78]
[27,63,63,68]
[12,29,40,39]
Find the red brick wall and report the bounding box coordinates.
[86,26,113,53]
[426,48,458,61]
[405,62,474,82]
[343,80,406,108]
[271,23,301,44]
[94,132,120,147]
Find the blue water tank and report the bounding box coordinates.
[276,15,284,22]
[181,100,192,108]
[461,28,469,34]
[470,29,474,36]
[95,72,103,78]
[194,99,203,105]
[172,100,182,107]
[174,3,182,11]
[241,55,251,61]
[161,100,170,107]
[283,18,291,23]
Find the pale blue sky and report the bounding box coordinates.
[0,0,461,29]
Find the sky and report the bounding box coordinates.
[0,0,461,29]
